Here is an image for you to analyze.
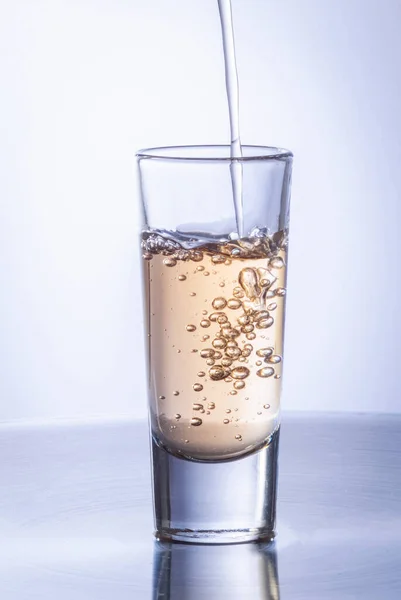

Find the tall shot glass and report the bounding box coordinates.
[137,145,293,544]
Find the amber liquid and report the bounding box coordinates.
[142,231,288,461]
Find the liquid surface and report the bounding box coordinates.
[142,229,288,461]
[217,0,244,237]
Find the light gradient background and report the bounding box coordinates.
[1,0,400,422]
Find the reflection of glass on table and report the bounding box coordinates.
[153,540,280,600]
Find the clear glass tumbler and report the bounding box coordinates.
[137,145,293,544]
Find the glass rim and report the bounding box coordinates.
[136,144,293,162]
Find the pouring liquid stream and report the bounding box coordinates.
[217,0,244,238]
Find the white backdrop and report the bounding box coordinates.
[1,0,400,422]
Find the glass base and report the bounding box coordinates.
[151,428,280,545]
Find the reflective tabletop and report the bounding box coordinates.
[0,413,400,599]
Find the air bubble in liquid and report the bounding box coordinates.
[256,347,273,358]
[203,271,210,276]
[191,418,202,426]
[159,395,165,400]
[238,315,250,326]
[163,258,177,267]
[197,266,205,272]
[200,319,211,328]
[256,317,274,329]
[234,381,245,390]
[143,252,153,260]
[223,419,230,424]
[235,434,242,441]
[242,344,253,357]
[256,360,262,366]
[246,333,256,340]
[206,358,215,366]
[264,404,270,409]
[202,335,210,341]
[275,287,286,297]
[193,383,203,392]
[233,287,245,298]
[230,390,237,395]
[254,310,269,321]
[200,349,214,359]
[190,292,196,297]
[227,299,242,310]
[225,346,242,359]
[221,357,233,367]
[269,257,285,269]
[193,403,203,411]
[267,355,282,364]
[231,366,250,380]
[213,338,227,350]
[267,302,277,311]
[209,365,229,381]
[213,351,223,359]
[178,275,187,281]
[212,297,227,310]
[197,371,206,377]
[175,414,181,420]
[242,324,254,333]
[239,268,260,300]
[173,391,179,396]
[223,328,241,339]
[207,402,215,410]
[217,315,228,324]
[209,312,225,322]
[257,367,275,378]
[191,250,203,262]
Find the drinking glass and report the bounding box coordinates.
[137,145,293,544]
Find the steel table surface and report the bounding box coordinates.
[0,413,400,599]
